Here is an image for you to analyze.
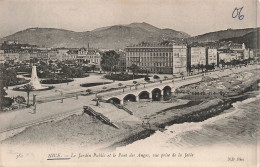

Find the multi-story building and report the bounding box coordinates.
[3,50,20,63]
[29,50,38,59]
[229,43,245,60]
[76,47,101,70]
[86,49,101,65]
[229,43,245,51]
[67,49,78,61]
[77,48,88,62]
[207,47,218,66]
[190,47,207,67]
[48,50,58,61]
[172,44,187,74]
[19,50,30,61]
[125,43,173,74]
[0,50,5,64]
[37,50,49,62]
[219,52,231,63]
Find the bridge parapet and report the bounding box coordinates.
[99,76,202,105]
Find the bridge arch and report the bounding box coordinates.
[138,91,150,99]
[123,94,136,102]
[108,97,121,104]
[152,88,162,101]
[163,86,172,95]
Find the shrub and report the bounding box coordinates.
[144,76,150,81]
[80,82,111,87]
[40,79,74,84]
[104,74,147,81]
[2,97,14,107]
[153,75,160,80]
[86,89,91,93]
[14,96,26,103]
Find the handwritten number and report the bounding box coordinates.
[232,7,244,20]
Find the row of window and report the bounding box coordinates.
[126,48,172,52]
[127,52,172,57]
[146,63,172,67]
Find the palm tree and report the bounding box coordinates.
[23,84,34,106]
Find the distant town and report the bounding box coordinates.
[1,40,259,76]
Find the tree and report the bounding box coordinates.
[23,84,34,106]
[3,68,18,87]
[100,51,120,73]
[0,83,7,111]
[191,65,196,72]
[219,60,225,69]
[128,64,140,79]
[201,64,204,72]
[196,64,200,72]
[211,63,216,70]
[91,64,96,72]
[49,64,58,79]
[61,65,72,79]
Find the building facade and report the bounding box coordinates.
[207,48,218,66]
[190,47,207,66]
[172,44,187,74]
[125,44,173,74]
[219,52,231,63]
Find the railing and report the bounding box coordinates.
[83,106,119,129]
[111,102,133,115]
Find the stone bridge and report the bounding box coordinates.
[99,76,202,105]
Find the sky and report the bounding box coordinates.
[0,0,259,37]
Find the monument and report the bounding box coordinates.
[29,66,46,90]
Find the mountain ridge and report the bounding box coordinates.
[1,23,258,49]
[0,22,190,49]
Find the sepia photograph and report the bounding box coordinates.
[0,0,259,166]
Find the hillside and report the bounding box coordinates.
[0,22,190,49]
[188,28,258,43]
[220,29,260,49]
